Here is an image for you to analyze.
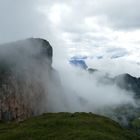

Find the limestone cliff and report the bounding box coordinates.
[0,38,53,121]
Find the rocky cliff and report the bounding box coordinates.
[0,38,53,121]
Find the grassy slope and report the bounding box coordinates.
[0,112,139,140]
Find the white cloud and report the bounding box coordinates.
[0,0,140,76]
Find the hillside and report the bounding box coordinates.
[0,113,139,140]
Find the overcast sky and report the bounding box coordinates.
[0,0,140,75]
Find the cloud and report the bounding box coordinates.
[0,0,140,125]
[92,0,140,30]
[0,0,46,43]
[55,61,136,113]
[59,0,140,30]
[0,0,140,77]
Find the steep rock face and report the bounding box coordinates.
[114,74,140,98]
[88,68,140,98]
[0,38,53,121]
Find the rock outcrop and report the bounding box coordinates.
[0,38,53,121]
[114,73,140,98]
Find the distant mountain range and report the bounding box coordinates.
[69,57,140,98]
[69,57,88,69]
[88,68,140,99]
[69,57,140,128]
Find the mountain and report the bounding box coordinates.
[69,57,88,69]
[0,112,139,140]
[0,38,62,121]
[87,69,140,127]
[114,73,140,98]
[87,68,140,98]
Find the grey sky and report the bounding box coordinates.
[0,0,140,75]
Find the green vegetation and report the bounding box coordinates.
[0,112,139,140]
[132,118,140,132]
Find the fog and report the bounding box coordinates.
[52,60,136,113]
[0,38,138,124]
[52,59,139,125]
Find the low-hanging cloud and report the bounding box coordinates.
[0,0,140,124]
[54,61,135,105]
